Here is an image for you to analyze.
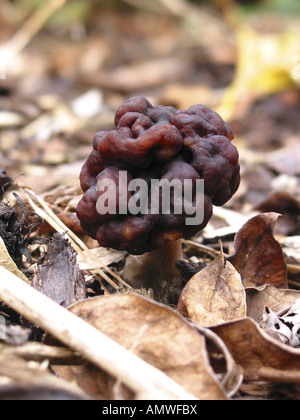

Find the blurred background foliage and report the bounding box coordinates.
[0,0,300,196]
[1,0,299,121]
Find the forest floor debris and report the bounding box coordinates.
[0,0,300,401]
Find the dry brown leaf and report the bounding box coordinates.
[53,363,134,401]
[178,245,246,327]
[228,212,288,289]
[246,284,300,322]
[256,191,300,216]
[194,325,243,397]
[52,294,228,400]
[211,318,300,383]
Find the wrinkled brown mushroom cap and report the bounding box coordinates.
[77,96,240,254]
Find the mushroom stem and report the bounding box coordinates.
[122,239,184,304]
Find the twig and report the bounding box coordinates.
[22,186,131,291]
[182,239,223,259]
[0,343,82,365]
[0,266,198,400]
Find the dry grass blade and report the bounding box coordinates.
[22,186,131,292]
[182,239,224,259]
[0,343,82,365]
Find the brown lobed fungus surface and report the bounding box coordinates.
[77,96,240,254]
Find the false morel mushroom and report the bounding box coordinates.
[77,96,240,302]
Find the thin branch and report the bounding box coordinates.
[0,266,198,400]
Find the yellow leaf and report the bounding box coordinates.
[217,25,300,120]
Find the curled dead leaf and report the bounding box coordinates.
[193,325,243,397]
[52,294,229,400]
[211,318,300,383]
[178,245,246,327]
[246,284,300,322]
[228,212,288,289]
